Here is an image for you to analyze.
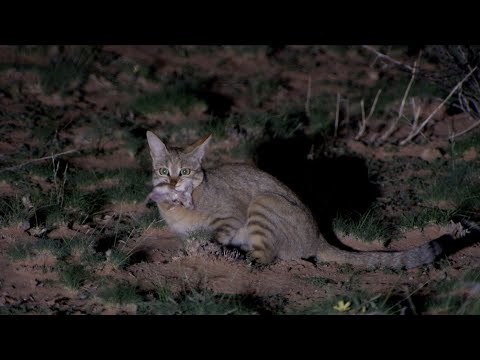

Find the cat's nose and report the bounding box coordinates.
[170,177,178,186]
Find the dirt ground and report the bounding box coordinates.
[1,45,479,315]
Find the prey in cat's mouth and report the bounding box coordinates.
[146,183,194,209]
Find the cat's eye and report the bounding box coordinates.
[158,168,169,176]
[180,168,191,176]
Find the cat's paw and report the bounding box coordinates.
[246,249,275,265]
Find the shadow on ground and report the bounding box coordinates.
[253,133,381,250]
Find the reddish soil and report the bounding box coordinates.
[0,45,479,315]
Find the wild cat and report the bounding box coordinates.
[146,130,475,269]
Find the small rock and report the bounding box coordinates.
[28,226,47,237]
[420,148,442,162]
[463,146,477,161]
[19,221,31,231]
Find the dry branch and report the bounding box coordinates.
[399,66,478,145]
[0,149,81,173]
[449,119,480,141]
[361,45,415,73]
[334,92,340,138]
[305,75,312,118]
[377,61,418,144]
[355,89,382,141]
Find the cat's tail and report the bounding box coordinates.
[315,221,480,269]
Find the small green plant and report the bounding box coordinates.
[106,248,131,269]
[155,285,175,302]
[132,89,203,115]
[64,189,109,219]
[290,291,404,315]
[34,238,63,258]
[450,133,480,157]
[0,195,32,227]
[425,267,480,315]
[177,289,257,315]
[198,116,232,139]
[243,74,289,108]
[57,263,91,290]
[131,67,211,115]
[333,207,393,243]
[99,282,141,305]
[138,287,259,315]
[103,168,150,203]
[38,46,100,94]
[7,243,34,261]
[308,94,336,136]
[423,161,480,211]
[0,304,51,315]
[399,207,459,229]
[62,236,96,260]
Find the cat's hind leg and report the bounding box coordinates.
[246,193,293,264]
[208,215,243,246]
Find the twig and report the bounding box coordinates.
[378,61,418,144]
[367,90,382,123]
[52,155,69,208]
[399,66,478,146]
[357,99,366,140]
[0,149,81,173]
[449,119,480,141]
[355,89,382,141]
[345,98,350,123]
[361,45,415,72]
[334,92,340,138]
[410,97,422,131]
[305,75,312,118]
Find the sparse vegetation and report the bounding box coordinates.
[137,286,261,315]
[105,248,131,269]
[57,263,91,290]
[424,267,480,315]
[7,243,34,261]
[424,161,480,212]
[399,207,460,230]
[0,45,479,314]
[290,290,407,315]
[0,195,32,227]
[333,207,394,243]
[99,281,140,305]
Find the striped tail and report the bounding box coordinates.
[316,221,480,270]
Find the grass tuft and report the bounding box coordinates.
[99,281,140,305]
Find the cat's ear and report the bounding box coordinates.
[185,134,212,162]
[146,131,168,159]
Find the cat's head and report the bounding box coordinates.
[146,131,211,190]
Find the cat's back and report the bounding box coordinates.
[196,163,300,204]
